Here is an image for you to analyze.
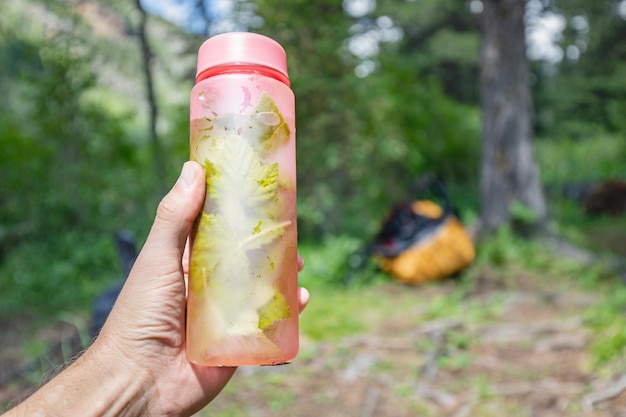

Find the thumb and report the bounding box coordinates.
[139,161,205,267]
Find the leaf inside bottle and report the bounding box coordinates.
[190,93,292,337]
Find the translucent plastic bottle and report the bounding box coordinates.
[186,32,298,366]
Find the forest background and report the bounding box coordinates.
[1,0,626,415]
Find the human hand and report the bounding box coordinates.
[91,161,308,416]
[3,161,308,417]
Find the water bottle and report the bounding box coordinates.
[186,32,298,366]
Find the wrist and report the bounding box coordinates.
[5,340,154,417]
[82,341,155,416]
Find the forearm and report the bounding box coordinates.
[4,345,152,417]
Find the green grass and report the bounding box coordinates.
[583,281,626,370]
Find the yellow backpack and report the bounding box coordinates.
[374,199,475,284]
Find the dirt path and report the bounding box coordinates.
[205,274,626,417]
[2,270,626,416]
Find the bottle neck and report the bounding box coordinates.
[195,64,290,87]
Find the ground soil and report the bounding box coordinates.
[2,268,626,416]
[206,270,626,417]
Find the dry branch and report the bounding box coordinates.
[583,374,626,412]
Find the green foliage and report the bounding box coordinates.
[0,3,161,316]
[535,132,626,256]
[536,133,626,184]
[473,226,542,269]
[534,1,626,138]
[0,232,120,315]
[510,200,541,229]
[297,235,386,288]
[584,284,626,367]
[1,0,624,331]
[255,0,481,240]
[573,258,626,369]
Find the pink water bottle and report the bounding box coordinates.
[186,32,298,366]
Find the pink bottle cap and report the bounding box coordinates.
[196,32,289,82]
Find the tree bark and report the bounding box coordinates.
[135,0,165,194]
[479,0,547,232]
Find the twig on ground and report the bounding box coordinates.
[416,383,459,411]
[417,319,463,379]
[360,386,380,417]
[582,374,626,412]
[420,330,445,379]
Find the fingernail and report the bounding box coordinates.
[177,162,196,189]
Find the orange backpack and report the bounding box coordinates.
[373,199,475,284]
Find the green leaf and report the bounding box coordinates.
[241,220,292,251]
[189,93,293,337]
[203,159,221,198]
[252,93,291,155]
[258,290,292,330]
[189,212,250,294]
[213,138,280,209]
[191,94,290,161]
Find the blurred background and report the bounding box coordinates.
[1,0,625,415]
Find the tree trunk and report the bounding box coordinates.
[135,0,165,195]
[479,0,547,232]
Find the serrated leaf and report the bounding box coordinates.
[189,93,292,339]
[240,220,292,251]
[252,93,290,155]
[192,94,289,160]
[189,212,250,294]
[258,290,292,330]
[212,138,280,209]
